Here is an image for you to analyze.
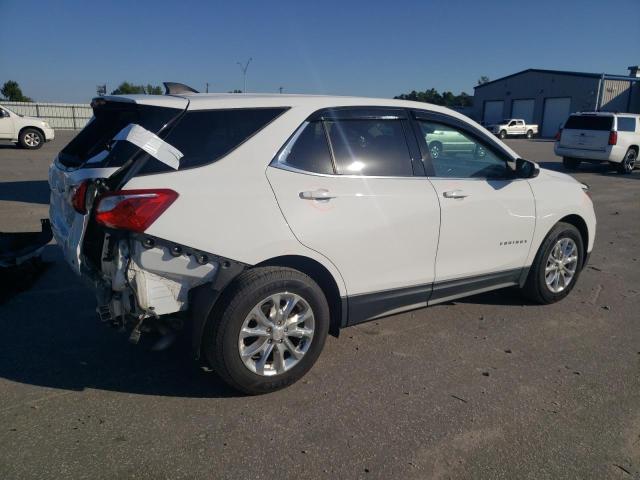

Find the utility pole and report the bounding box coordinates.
[236,57,252,93]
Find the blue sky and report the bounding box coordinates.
[1,0,638,103]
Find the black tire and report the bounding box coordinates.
[203,267,329,395]
[617,148,637,174]
[18,128,44,149]
[521,222,584,304]
[499,130,507,139]
[526,129,534,139]
[563,157,580,170]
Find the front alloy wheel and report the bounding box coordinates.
[239,293,315,376]
[544,238,578,293]
[522,222,584,304]
[19,128,44,149]
[429,142,442,159]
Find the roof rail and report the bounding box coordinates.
[163,82,199,95]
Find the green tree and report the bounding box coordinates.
[1,80,33,102]
[394,88,473,107]
[477,76,490,85]
[111,81,163,95]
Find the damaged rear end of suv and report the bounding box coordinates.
[49,88,290,367]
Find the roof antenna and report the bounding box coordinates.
[163,82,199,95]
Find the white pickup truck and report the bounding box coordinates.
[485,119,539,139]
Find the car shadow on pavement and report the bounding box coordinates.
[0,246,239,399]
[0,180,51,204]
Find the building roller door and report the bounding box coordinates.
[511,99,535,124]
[541,97,571,137]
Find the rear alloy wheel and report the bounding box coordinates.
[19,128,44,149]
[203,267,329,394]
[522,222,584,304]
[617,148,637,174]
[526,129,534,139]
[238,292,315,376]
[563,157,580,170]
[499,130,507,139]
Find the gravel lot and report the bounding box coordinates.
[1,131,639,479]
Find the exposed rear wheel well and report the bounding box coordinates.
[256,255,343,336]
[558,214,589,265]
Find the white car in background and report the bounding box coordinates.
[555,112,639,174]
[48,88,596,394]
[485,118,539,139]
[0,105,55,149]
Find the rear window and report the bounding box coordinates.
[617,117,636,132]
[58,103,180,168]
[563,115,613,131]
[140,108,287,174]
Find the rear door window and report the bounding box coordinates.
[275,121,334,174]
[564,115,613,131]
[617,117,636,132]
[324,119,413,176]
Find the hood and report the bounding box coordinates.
[15,114,49,127]
[537,167,580,185]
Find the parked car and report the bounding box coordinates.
[485,119,539,139]
[424,125,486,159]
[48,89,596,394]
[0,105,55,149]
[554,112,639,174]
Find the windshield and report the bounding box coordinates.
[0,106,21,117]
[57,101,183,168]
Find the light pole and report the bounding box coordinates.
[236,57,252,93]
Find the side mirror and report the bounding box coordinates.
[515,158,539,178]
[0,109,8,118]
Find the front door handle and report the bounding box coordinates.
[299,189,336,201]
[443,190,469,199]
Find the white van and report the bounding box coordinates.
[554,112,639,174]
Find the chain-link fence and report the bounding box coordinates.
[1,101,92,130]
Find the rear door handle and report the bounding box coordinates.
[443,190,469,199]
[299,189,336,201]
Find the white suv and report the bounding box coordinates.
[49,90,596,394]
[554,112,640,174]
[0,105,55,149]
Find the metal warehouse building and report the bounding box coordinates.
[473,66,640,137]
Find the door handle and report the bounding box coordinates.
[299,189,336,201]
[443,190,469,199]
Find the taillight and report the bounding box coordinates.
[608,131,618,145]
[94,189,178,233]
[71,180,90,214]
[554,129,562,141]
